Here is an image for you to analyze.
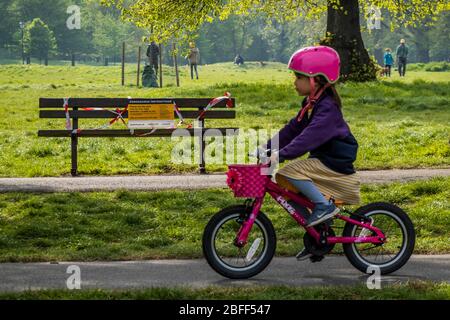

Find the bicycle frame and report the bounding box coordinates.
[235,179,386,247]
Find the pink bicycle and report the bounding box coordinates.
[202,155,415,279]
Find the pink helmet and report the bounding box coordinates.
[288,46,340,83]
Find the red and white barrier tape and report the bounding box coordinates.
[63,93,233,135]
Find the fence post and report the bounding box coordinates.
[121,42,125,86]
[71,106,79,177]
[137,46,141,87]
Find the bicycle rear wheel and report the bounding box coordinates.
[202,205,276,279]
[343,202,415,275]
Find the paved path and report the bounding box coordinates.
[0,168,449,193]
[0,255,448,292]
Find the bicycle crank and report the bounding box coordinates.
[303,227,336,256]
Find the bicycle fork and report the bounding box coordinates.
[234,197,264,247]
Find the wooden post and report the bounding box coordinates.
[71,107,79,177]
[137,46,141,87]
[121,42,125,86]
[159,44,163,87]
[173,42,179,87]
[198,112,206,174]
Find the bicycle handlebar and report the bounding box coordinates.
[248,148,277,166]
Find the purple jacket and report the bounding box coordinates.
[267,92,358,174]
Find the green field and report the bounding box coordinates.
[0,62,449,177]
[0,177,448,262]
[0,281,448,300]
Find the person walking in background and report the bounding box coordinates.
[146,41,160,75]
[396,39,409,77]
[187,42,200,79]
[383,48,393,77]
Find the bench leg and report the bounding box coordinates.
[71,133,78,177]
[198,119,206,174]
[199,132,206,174]
[71,109,79,177]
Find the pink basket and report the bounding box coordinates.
[226,164,269,198]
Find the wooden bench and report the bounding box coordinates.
[38,98,237,176]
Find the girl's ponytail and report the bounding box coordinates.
[330,85,342,109]
[315,75,342,109]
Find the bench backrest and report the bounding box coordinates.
[39,98,236,120]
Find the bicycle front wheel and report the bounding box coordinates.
[202,205,276,279]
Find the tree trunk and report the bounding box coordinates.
[372,29,384,65]
[231,23,238,57]
[173,42,179,87]
[159,44,163,87]
[374,47,383,65]
[279,23,289,62]
[322,0,377,81]
[239,22,247,56]
[408,27,430,63]
[415,46,430,63]
[71,53,76,66]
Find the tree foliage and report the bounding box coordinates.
[0,0,448,65]
[101,0,449,45]
[23,18,57,63]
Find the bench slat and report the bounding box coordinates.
[39,98,235,108]
[38,128,239,137]
[40,110,236,119]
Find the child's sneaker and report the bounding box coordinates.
[306,201,339,227]
[295,248,312,261]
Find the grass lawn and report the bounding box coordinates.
[0,281,448,300]
[0,62,448,177]
[0,177,448,262]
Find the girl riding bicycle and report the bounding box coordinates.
[265,46,360,255]
[203,45,415,279]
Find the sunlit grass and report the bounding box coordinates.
[0,62,449,177]
[0,177,448,262]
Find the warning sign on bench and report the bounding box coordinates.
[127,100,175,129]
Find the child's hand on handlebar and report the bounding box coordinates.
[269,151,279,165]
[250,147,283,165]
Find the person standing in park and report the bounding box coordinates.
[383,48,394,77]
[396,39,409,77]
[146,41,160,75]
[234,54,244,65]
[187,42,200,80]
